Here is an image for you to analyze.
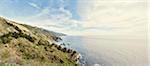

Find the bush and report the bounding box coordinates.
[47,43,56,48]
[57,45,62,50]
[62,47,67,52]
[4,63,20,66]
[1,37,12,44]
[24,35,36,42]
[0,39,2,44]
[67,49,73,53]
[12,32,19,38]
[19,33,36,42]
[38,40,49,46]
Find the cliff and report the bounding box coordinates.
[0,17,79,66]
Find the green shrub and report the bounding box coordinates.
[62,47,67,52]
[67,49,73,53]
[38,39,49,46]
[4,63,20,66]
[23,35,36,42]
[57,45,62,50]
[1,37,12,44]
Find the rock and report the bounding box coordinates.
[69,51,81,62]
[93,64,100,66]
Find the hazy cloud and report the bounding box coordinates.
[77,0,147,35]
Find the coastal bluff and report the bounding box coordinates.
[0,17,80,66]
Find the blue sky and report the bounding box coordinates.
[0,0,147,35]
[0,0,80,20]
[0,0,83,34]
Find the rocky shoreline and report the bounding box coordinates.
[0,17,80,66]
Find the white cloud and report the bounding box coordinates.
[13,0,148,36]
[23,0,83,35]
[77,0,148,35]
[28,2,40,9]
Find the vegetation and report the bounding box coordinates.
[4,63,20,66]
[0,17,79,66]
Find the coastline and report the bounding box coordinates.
[0,17,80,66]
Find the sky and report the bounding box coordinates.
[0,0,148,36]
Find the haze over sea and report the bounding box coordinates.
[62,35,148,66]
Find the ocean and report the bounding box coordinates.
[61,35,148,66]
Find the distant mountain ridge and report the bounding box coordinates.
[0,17,79,66]
[19,23,66,36]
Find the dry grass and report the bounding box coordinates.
[0,17,79,66]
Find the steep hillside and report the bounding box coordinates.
[0,17,79,66]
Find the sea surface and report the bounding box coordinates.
[61,35,148,66]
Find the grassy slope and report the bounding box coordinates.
[0,17,79,66]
